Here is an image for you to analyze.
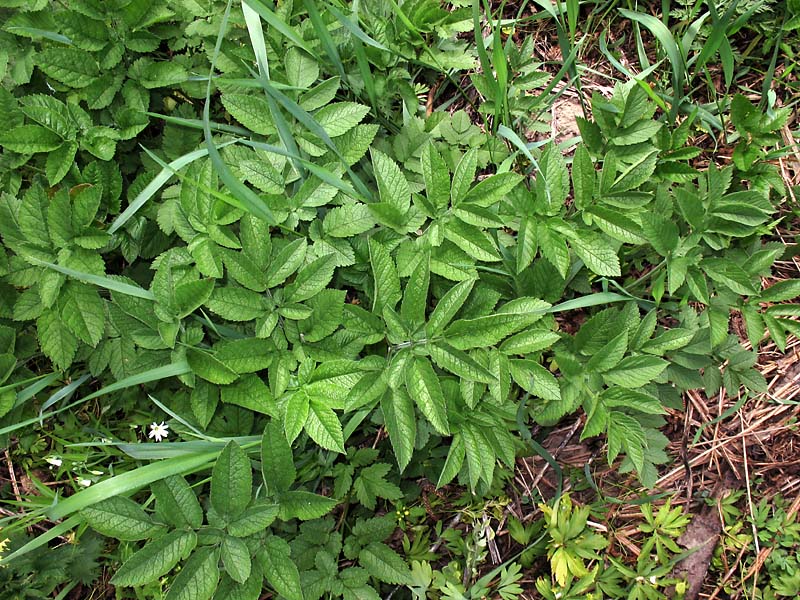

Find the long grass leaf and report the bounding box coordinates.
[618,8,685,119]
[203,1,277,226]
[26,258,155,300]
[303,0,346,79]
[107,143,234,235]
[242,0,307,180]
[241,0,314,54]
[46,451,219,520]
[0,363,191,436]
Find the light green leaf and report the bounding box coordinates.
[421,142,450,213]
[37,309,78,371]
[380,386,416,472]
[265,239,307,288]
[405,357,449,435]
[227,501,279,537]
[221,93,275,136]
[222,536,251,584]
[314,102,370,137]
[205,287,265,321]
[570,231,621,276]
[426,278,475,335]
[305,397,345,453]
[36,48,98,87]
[368,237,401,313]
[371,149,409,213]
[284,389,310,444]
[444,219,500,262]
[277,490,337,521]
[221,374,275,416]
[323,203,376,238]
[0,124,62,153]
[285,253,336,303]
[61,282,104,347]
[603,355,668,388]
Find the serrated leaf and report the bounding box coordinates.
[451,148,478,206]
[111,531,197,587]
[282,390,310,445]
[152,475,203,529]
[315,102,369,137]
[221,374,275,416]
[46,141,78,185]
[259,537,303,600]
[221,93,275,136]
[261,420,296,494]
[164,546,220,600]
[323,203,376,238]
[444,219,500,262]
[36,48,99,87]
[427,278,475,335]
[61,282,104,347]
[187,347,239,385]
[368,237,401,313]
[265,239,307,288]
[463,172,522,207]
[429,342,495,383]
[277,490,337,521]
[353,463,402,509]
[405,357,449,435]
[222,536,251,584]
[206,287,265,321]
[359,543,412,585]
[305,397,345,453]
[37,309,77,371]
[602,355,668,388]
[437,434,465,487]
[572,145,594,209]
[371,149,409,213]
[81,496,164,541]
[173,279,216,318]
[421,142,450,213]
[227,501,279,537]
[285,253,336,303]
[211,441,252,521]
[380,388,415,472]
[0,124,62,153]
[570,231,621,276]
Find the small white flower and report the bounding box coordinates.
[148,421,170,442]
[649,575,657,585]
[78,478,92,487]
[45,456,62,467]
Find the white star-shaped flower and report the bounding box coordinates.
[148,421,170,442]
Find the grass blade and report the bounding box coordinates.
[618,8,685,120]
[241,0,314,55]
[108,143,234,235]
[26,258,155,300]
[203,1,277,226]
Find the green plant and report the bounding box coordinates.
[0,0,797,598]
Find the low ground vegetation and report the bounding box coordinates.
[0,0,798,598]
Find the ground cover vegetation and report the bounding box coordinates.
[0,0,798,598]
